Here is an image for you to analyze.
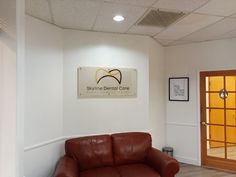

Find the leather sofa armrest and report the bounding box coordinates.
[54,156,79,177]
[146,148,179,177]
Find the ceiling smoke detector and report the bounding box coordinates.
[137,9,186,27]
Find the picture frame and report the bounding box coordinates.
[169,77,189,101]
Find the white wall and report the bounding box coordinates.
[17,0,25,176]
[63,30,150,136]
[63,30,166,148]
[165,38,236,165]
[24,16,64,177]
[24,141,64,177]
[0,0,17,176]
[0,33,17,177]
[149,39,166,149]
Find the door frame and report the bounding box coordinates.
[200,70,236,172]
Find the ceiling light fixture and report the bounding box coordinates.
[113,15,125,22]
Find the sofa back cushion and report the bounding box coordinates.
[112,132,151,165]
[65,135,114,171]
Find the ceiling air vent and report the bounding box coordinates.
[137,9,185,27]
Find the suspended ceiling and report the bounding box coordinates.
[26,0,236,46]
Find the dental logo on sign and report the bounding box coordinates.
[96,68,122,85]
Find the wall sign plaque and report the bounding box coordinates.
[78,67,137,98]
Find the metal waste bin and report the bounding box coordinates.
[162,147,173,157]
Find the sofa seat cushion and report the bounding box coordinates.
[116,163,160,177]
[80,167,120,177]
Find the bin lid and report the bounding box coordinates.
[162,147,173,151]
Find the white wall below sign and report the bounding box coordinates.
[63,30,150,136]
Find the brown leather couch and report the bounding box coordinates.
[54,132,179,177]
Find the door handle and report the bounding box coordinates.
[201,122,207,126]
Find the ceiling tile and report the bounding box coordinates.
[169,40,193,46]
[154,38,174,46]
[50,0,102,30]
[217,29,236,39]
[196,0,236,16]
[155,13,222,40]
[104,0,157,7]
[231,13,236,18]
[93,2,147,33]
[182,18,236,41]
[26,0,52,23]
[152,0,209,12]
[127,25,163,36]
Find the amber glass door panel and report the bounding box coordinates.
[208,125,224,141]
[206,93,224,108]
[226,93,236,108]
[200,70,236,172]
[226,127,236,143]
[207,109,224,124]
[226,110,236,126]
[207,76,224,91]
[226,76,236,91]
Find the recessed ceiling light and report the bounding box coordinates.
[113,15,125,22]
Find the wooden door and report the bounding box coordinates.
[200,70,236,172]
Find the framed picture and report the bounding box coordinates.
[169,77,189,101]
